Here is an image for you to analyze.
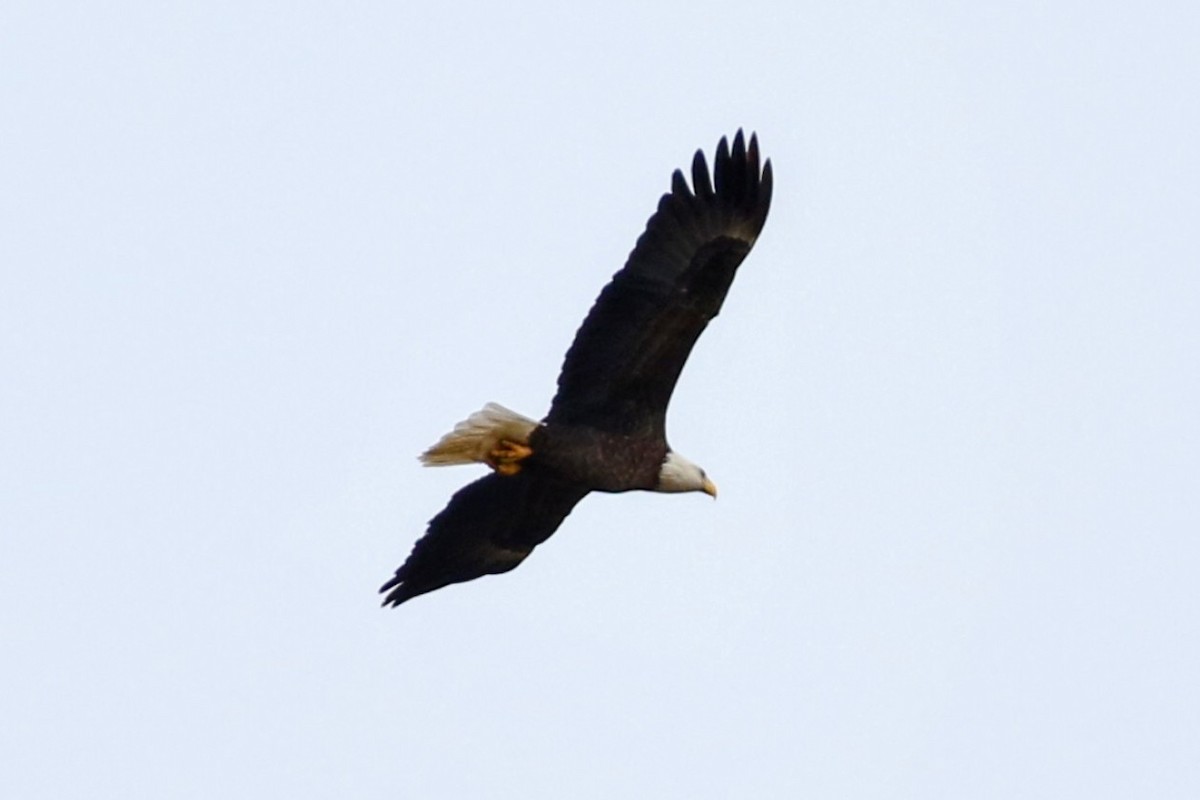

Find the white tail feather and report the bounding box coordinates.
[419,403,539,467]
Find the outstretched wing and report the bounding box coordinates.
[380,469,590,607]
[545,130,773,437]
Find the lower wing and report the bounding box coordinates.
[381,469,590,607]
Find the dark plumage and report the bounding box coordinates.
[381,131,773,607]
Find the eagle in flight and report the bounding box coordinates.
[382,130,773,607]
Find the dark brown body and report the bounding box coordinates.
[529,424,667,493]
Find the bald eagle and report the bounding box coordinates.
[381,131,773,607]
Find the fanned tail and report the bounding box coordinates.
[419,403,539,467]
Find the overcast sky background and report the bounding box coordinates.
[3,2,1198,797]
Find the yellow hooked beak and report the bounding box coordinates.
[701,476,718,499]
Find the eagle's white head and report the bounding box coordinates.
[656,451,718,498]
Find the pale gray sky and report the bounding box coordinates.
[3,2,1198,797]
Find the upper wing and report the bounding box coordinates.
[380,469,590,607]
[545,130,773,437]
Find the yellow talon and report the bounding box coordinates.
[487,439,533,475]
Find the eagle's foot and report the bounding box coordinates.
[487,440,533,476]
